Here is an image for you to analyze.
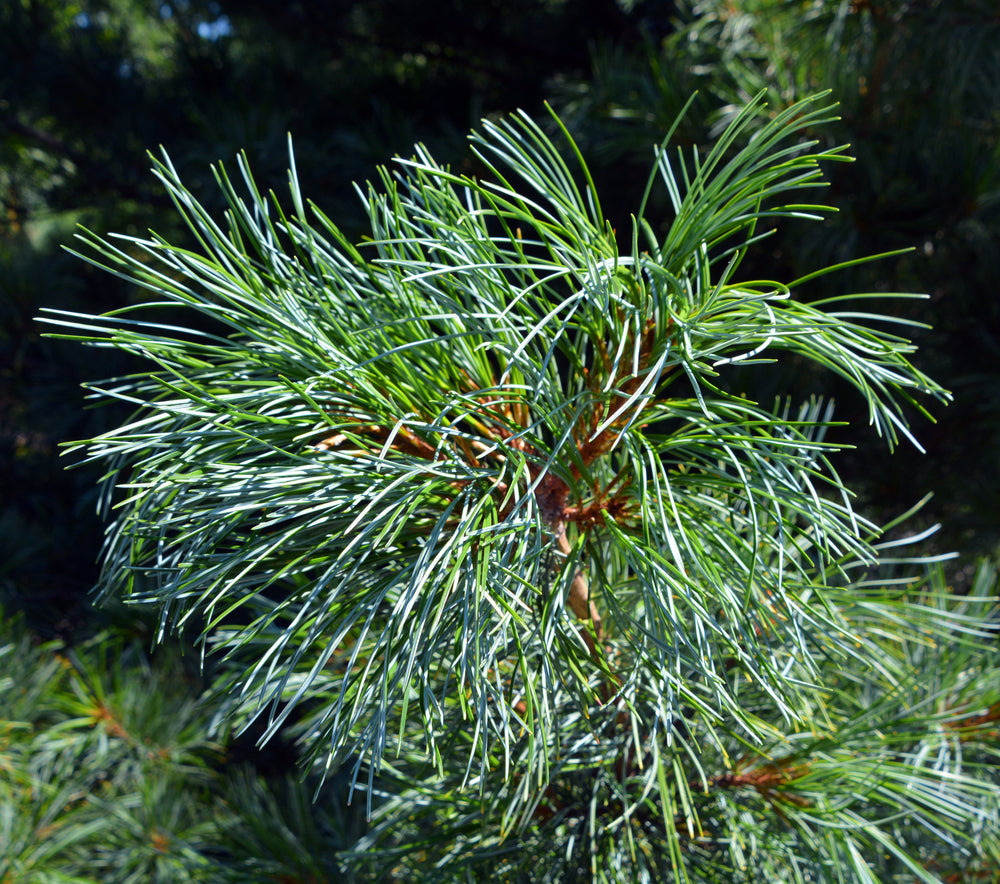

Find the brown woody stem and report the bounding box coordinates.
[556,529,603,645]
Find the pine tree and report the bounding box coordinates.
[40,91,1000,881]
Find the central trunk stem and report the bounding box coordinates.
[555,529,603,646]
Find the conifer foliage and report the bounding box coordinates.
[40,93,1000,880]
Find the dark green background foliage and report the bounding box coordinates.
[3,1,1000,880]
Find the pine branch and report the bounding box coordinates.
[36,91,999,881]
